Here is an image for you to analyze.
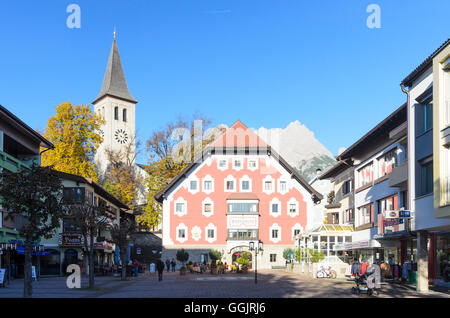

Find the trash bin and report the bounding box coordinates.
[408,270,417,285]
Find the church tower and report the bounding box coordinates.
[93,34,137,178]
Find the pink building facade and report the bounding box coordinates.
[155,120,322,269]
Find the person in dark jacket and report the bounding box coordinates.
[351,258,360,277]
[165,259,170,272]
[156,259,165,281]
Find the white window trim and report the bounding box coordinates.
[174,197,187,217]
[187,176,200,195]
[202,197,214,218]
[262,175,275,195]
[217,157,228,171]
[269,197,281,218]
[191,226,202,241]
[224,175,237,192]
[239,175,252,192]
[278,178,289,195]
[247,158,259,171]
[202,174,215,195]
[176,223,188,243]
[292,224,303,241]
[269,223,281,243]
[205,223,217,243]
[287,198,299,217]
[232,158,243,171]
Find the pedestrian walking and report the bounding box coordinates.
[156,259,165,281]
[165,259,170,272]
[171,258,176,272]
[133,259,139,277]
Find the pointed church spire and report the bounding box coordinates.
[93,35,137,104]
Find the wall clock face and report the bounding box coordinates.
[114,129,128,144]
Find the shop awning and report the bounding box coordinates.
[15,246,50,256]
[311,224,354,234]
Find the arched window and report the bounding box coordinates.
[123,108,127,122]
[114,107,118,120]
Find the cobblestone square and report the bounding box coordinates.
[0,270,448,298]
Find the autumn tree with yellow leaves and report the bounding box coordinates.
[137,115,218,231]
[102,134,143,210]
[41,102,104,181]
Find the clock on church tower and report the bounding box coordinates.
[92,35,138,176]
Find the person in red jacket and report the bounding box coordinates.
[361,260,370,275]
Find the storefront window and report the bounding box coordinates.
[320,236,327,250]
[436,234,450,279]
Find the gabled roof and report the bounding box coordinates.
[318,159,352,180]
[210,119,268,148]
[0,105,54,149]
[336,103,407,161]
[52,170,130,210]
[154,120,323,203]
[401,38,450,87]
[93,38,137,105]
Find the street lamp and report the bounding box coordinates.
[249,240,263,284]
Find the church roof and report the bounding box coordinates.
[93,38,137,104]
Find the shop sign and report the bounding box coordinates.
[384,218,403,226]
[94,242,113,251]
[60,234,82,246]
[384,210,411,219]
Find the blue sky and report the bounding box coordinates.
[0,0,449,164]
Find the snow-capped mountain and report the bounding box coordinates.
[254,121,336,182]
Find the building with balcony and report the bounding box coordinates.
[40,170,130,276]
[0,105,54,277]
[155,120,323,269]
[401,38,450,290]
[319,104,410,266]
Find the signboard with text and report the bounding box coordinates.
[384,210,411,219]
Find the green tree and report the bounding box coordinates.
[283,248,295,262]
[0,165,65,298]
[176,249,189,269]
[209,249,223,262]
[41,102,104,181]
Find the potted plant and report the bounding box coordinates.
[236,251,251,274]
[210,261,218,275]
[209,249,222,275]
[176,249,189,275]
[187,261,193,273]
